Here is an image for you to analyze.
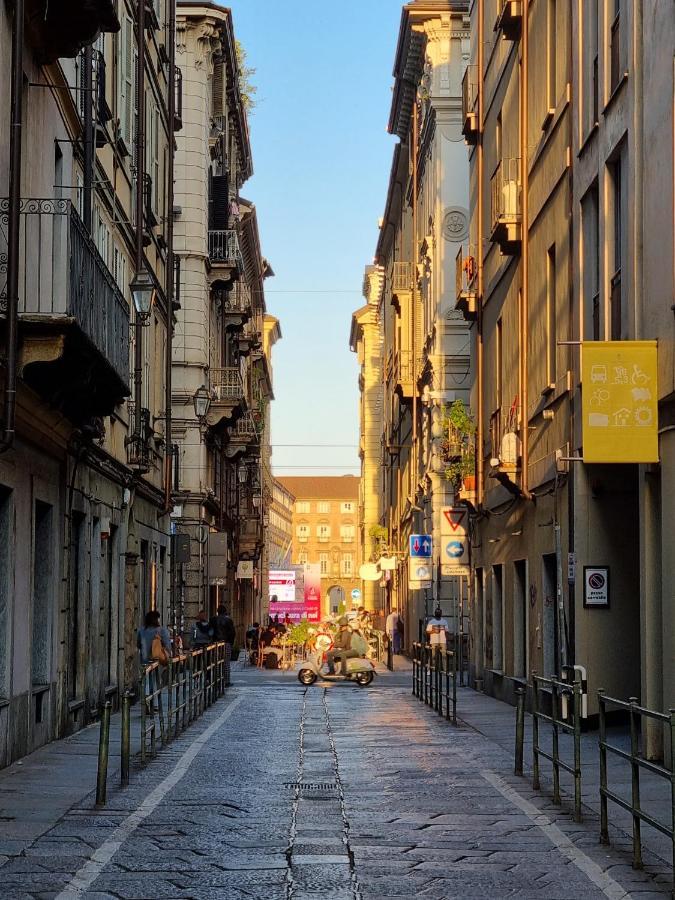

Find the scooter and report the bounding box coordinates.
[297,649,376,687]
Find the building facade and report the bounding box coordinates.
[363,0,471,647]
[0,0,175,765]
[173,3,276,644]
[278,476,361,617]
[350,266,385,614]
[266,478,295,571]
[462,0,674,735]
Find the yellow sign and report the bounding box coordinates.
[582,341,658,463]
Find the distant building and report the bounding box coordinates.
[266,479,295,571]
[278,477,362,617]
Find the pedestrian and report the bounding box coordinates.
[425,605,449,667]
[192,610,213,647]
[386,607,402,654]
[137,610,171,710]
[209,603,236,685]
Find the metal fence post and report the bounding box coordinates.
[167,658,174,741]
[422,645,428,705]
[387,636,393,672]
[629,697,643,870]
[515,687,525,776]
[532,674,540,791]
[95,702,112,807]
[121,691,131,787]
[669,710,675,891]
[573,679,582,822]
[140,668,147,765]
[445,651,451,721]
[552,680,561,805]
[598,690,609,844]
[452,649,457,726]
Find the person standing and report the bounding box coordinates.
[425,605,449,667]
[137,610,171,710]
[386,608,402,654]
[192,610,213,647]
[210,604,236,686]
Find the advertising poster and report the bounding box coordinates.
[268,565,321,623]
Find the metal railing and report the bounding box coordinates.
[392,261,413,293]
[598,692,675,879]
[490,158,521,233]
[0,199,130,384]
[97,642,231,805]
[412,643,457,726]
[208,229,242,267]
[531,672,583,822]
[210,366,244,401]
[461,66,478,131]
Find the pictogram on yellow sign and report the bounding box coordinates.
[581,341,658,463]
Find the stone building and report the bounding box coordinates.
[278,476,361,617]
[0,0,175,764]
[363,0,471,647]
[350,266,384,614]
[266,478,295,571]
[173,3,276,645]
[462,1,674,731]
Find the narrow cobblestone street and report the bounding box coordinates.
[0,665,671,899]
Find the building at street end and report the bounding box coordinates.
[278,476,362,617]
[266,478,295,572]
[0,0,175,764]
[460,1,674,741]
[172,3,278,645]
[358,0,472,647]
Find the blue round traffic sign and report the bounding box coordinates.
[446,541,465,559]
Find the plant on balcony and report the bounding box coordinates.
[441,400,476,491]
[368,524,388,561]
[235,40,257,110]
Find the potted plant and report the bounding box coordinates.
[442,401,476,492]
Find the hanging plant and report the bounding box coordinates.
[441,401,476,489]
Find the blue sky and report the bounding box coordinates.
[229,0,402,476]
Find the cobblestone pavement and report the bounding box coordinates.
[0,668,672,899]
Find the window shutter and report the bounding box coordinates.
[212,59,224,117]
[210,174,229,229]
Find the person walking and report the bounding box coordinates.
[210,604,236,685]
[137,610,171,710]
[426,605,449,668]
[386,607,402,655]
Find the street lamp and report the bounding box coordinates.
[192,385,211,422]
[130,268,156,321]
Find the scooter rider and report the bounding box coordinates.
[325,619,359,675]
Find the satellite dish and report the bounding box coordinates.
[359,563,381,582]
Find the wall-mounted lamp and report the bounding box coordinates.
[192,385,211,422]
[130,268,156,322]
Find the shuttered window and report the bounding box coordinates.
[117,15,134,149]
[212,58,224,117]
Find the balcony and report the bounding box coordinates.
[455,244,478,321]
[461,67,479,144]
[206,367,245,429]
[25,0,119,64]
[495,0,522,41]
[490,159,522,253]
[224,412,260,460]
[208,229,242,276]
[173,67,183,132]
[213,283,251,332]
[393,350,420,400]
[0,199,129,421]
[126,404,153,473]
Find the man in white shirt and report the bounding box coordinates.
[385,608,402,654]
[426,606,449,663]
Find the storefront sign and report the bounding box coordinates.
[582,341,658,463]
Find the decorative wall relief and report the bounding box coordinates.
[442,206,469,242]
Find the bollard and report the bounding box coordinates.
[515,687,525,776]
[95,702,112,807]
[387,636,393,672]
[121,691,131,787]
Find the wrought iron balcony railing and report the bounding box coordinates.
[461,66,479,144]
[209,367,244,402]
[490,159,522,252]
[455,244,479,321]
[0,198,129,386]
[208,229,242,268]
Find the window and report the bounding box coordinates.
[491,565,503,672]
[581,184,600,339]
[317,523,331,542]
[341,553,353,576]
[117,14,134,150]
[610,0,624,95]
[340,502,354,514]
[145,93,160,217]
[610,158,623,340]
[583,0,599,133]
[340,524,355,543]
[496,317,503,413]
[296,523,310,543]
[546,0,557,111]
[319,553,329,575]
[546,245,557,387]
[317,501,330,514]
[298,551,308,566]
[296,501,310,514]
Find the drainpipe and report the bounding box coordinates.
[412,98,418,490]
[475,0,484,506]
[83,45,94,232]
[133,0,146,443]
[162,0,176,515]
[0,0,24,454]
[519,0,532,500]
